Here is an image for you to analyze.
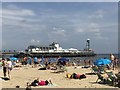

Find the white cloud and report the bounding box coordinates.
[88,14,103,19]
[3,15,24,21]
[2,6,46,33]
[5,4,20,9]
[2,5,36,26]
[48,27,67,42]
[74,22,100,33]
[30,39,40,44]
[74,22,108,40]
[2,8,35,17]
[51,27,66,36]
[30,39,35,43]
[88,22,100,33]
[76,28,84,33]
[88,9,104,19]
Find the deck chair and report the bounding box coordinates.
[98,66,105,74]
[106,71,118,86]
[96,73,111,84]
[96,73,105,83]
[115,73,120,88]
[91,66,99,73]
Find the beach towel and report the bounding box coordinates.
[47,84,57,86]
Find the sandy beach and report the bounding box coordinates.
[0,65,119,89]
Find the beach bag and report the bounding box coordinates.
[79,74,86,79]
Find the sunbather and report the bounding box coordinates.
[66,73,86,79]
[29,78,53,86]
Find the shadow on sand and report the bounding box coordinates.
[0,77,10,81]
[85,72,96,75]
[51,71,66,74]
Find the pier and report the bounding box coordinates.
[1,50,96,58]
[1,39,96,58]
[25,40,96,58]
[30,51,96,58]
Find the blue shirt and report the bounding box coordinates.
[34,57,38,62]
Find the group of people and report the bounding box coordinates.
[21,56,50,68]
[0,58,12,79]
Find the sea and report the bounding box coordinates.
[68,54,119,65]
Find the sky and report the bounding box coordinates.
[1,0,120,2]
[1,2,118,54]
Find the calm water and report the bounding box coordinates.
[68,54,119,64]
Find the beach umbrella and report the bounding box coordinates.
[9,57,18,61]
[58,58,69,62]
[94,58,111,66]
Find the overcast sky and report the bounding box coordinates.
[1,2,118,53]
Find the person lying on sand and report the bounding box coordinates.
[28,78,53,86]
[66,73,86,79]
